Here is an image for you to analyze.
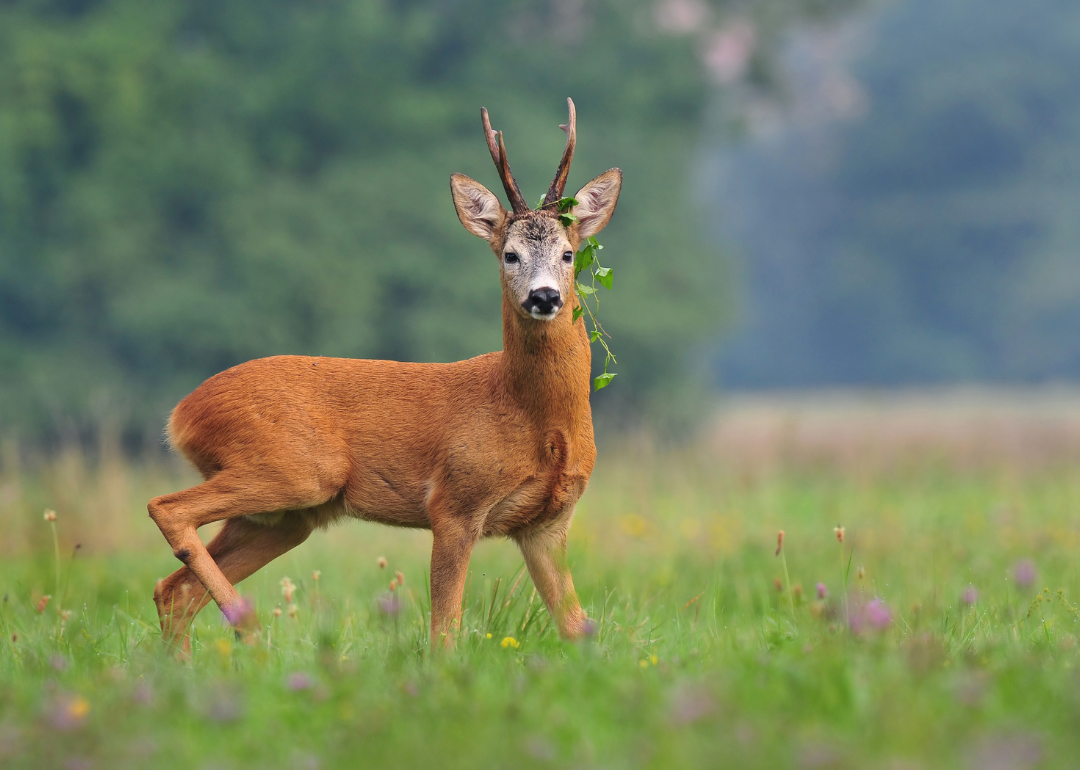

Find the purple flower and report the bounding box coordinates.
[1014,559,1036,589]
[286,672,314,692]
[866,599,892,630]
[961,585,978,605]
[849,597,892,635]
[816,582,828,600]
[581,618,598,638]
[377,593,401,617]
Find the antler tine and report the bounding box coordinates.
[480,107,529,214]
[541,97,577,210]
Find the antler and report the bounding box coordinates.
[541,97,577,210]
[480,107,529,214]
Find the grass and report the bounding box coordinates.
[2,424,1080,769]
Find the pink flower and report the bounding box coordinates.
[1014,560,1036,589]
[849,597,892,635]
[816,583,828,600]
[866,599,892,630]
[961,585,978,605]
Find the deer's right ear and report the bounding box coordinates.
[450,173,506,241]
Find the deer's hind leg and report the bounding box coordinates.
[154,513,314,650]
[149,472,331,646]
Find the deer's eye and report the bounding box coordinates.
[504,252,519,264]
[562,251,573,263]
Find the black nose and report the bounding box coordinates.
[522,287,563,316]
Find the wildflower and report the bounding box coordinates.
[376,556,388,569]
[639,659,649,668]
[817,582,828,600]
[792,584,803,601]
[389,579,398,592]
[46,693,89,731]
[214,638,232,658]
[866,599,892,630]
[395,571,405,587]
[650,655,659,665]
[221,597,253,626]
[486,633,492,639]
[773,577,783,593]
[834,526,845,543]
[581,618,598,637]
[280,576,296,604]
[849,597,892,635]
[377,593,401,617]
[36,595,51,614]
[857,565,865,580]
[60,610,72,622]
[1014,560,1036,589]
[287,603,299,618]
[775,530,784,556]
[311,570,321,582]
[286,672,314,692]
[961,585,978,605]
[43,509,57,522]
[500,636,520,649]
[273,607,283,618]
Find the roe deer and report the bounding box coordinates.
[149,98,622,650]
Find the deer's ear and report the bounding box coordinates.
[573,168,622,239]
[451,174,506,241]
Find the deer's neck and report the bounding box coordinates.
[500,295,592,434]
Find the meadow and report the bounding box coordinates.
[2,392,1080,769]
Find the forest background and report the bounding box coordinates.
[2,0,1077,446]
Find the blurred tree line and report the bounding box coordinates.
[716,0,1080,387]
[0,0,853,446]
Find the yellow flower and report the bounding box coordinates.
[639,659,649,668]
[214,639,233,658]
[486,633,492,639]
[500,636,519,649]
[68,696,89,719]
[650,655,658,666]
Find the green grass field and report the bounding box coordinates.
[2,406,1080,769]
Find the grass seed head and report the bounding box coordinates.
[775,530,784,556]
[834,526,845,543]
[36,595,51,614]
[280,576,296,603]
[43,509,57,522]
[377,557,388,569]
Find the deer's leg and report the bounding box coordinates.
[516,525,587,639]
[155,514,314,650]
[428,521,480,649]
[148,474,326,640]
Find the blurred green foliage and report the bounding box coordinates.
[717,0,1080,387]
[0,0,853,441]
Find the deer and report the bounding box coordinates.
[148,97,622,651]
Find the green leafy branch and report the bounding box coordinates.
[552,196,617,391]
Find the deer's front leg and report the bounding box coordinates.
[429,522,479,648]
[516,525,587,639]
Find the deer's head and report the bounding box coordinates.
[451,99,622,322]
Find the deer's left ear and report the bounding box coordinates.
[572,169,622,239]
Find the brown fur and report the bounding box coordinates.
[149,108,621,650]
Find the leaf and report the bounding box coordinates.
[595,266,613,289]
[558,212,578,226]
[594,372,616,390]
[589,329,601,342]
[574,249,594,275]
[576,283,596,296]
[557,196,579,212]
[572,306,584,322]
[534,193,547,209]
